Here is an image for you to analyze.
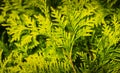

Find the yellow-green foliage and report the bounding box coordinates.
[0,0,120,73]
[0,51,71,73]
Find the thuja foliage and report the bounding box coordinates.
[0,0,120,73]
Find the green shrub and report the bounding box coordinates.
[0,0,120,73]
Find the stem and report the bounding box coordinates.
[69,34,76,73]
[69,50,76,73]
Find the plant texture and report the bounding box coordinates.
[0,0,120,73]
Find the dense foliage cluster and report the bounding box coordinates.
[0,0,120,73]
